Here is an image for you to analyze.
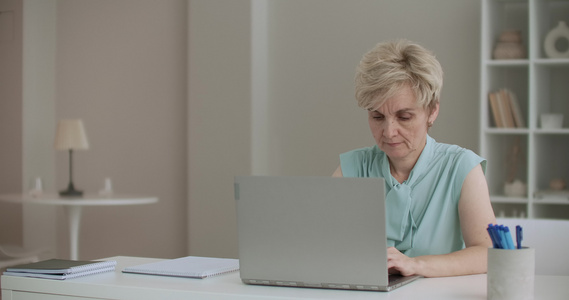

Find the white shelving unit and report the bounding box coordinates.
[480,0,569,219]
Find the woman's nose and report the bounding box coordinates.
[382,119,398,138]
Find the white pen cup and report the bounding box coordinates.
[487,247,535,300]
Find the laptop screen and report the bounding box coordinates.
[235,176,403,291]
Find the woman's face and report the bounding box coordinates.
[367,85,438,164]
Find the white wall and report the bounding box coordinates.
[188,0,481,257]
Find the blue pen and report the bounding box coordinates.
[504,226,515,249]
[495,226,503,249]
[493,225,502,248]
[496,225,512,249]
[497,225,507,249]
[516,225,523,249]
[487,225,498,248]
[488,224,503,249]
[501,225,515,249]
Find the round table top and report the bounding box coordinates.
[0,193,158,206]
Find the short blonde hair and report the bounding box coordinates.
[355,39,443,111]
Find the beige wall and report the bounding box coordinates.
[187,0,481,257]
[0,0,24,247]
[3,0,482,260]
[0,0,58,254]
[0,0,188,260]
[22,0,58,255]
[54,0,188,259]
[263,0,481,177]
[187,0,252,258]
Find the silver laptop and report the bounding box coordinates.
[234,176,421,292]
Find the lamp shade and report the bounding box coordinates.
[54,119,89,150]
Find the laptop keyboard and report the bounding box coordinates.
[388,274,406,284]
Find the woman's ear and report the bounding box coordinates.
[428,102,440,124]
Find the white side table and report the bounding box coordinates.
[0,193,158,260]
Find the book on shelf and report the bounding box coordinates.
[3,258,117,280]
[499,89,516,128]
[122,256,239,279]
[488,88,525,128]
[488,92,504,128]
[508,89,525,128]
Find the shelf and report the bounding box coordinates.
[534,59,569,66]
[486,59,569,66]
[481,0,569,220]
[484,128,529,134]
[533,199,569,205]
[534,129,569,134]
[486,59,529,66]
[484,129,569,134]
[491,196,529,204]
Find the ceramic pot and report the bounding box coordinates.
[493,42,525,59]
[499,30,522,43]
[494,30,526,59]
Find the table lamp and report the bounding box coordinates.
[55,119,89,196]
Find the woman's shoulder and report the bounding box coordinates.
[429,138,486,173]
[339,145,385,177]
[431,139,481,160]
[342,145,381,155]
[340,145,384,162]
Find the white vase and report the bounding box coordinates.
[544,21,569,58]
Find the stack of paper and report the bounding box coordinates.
[122,256,239,279]
[3,259,117,280]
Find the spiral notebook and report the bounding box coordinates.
[122,256,239,279]
[4,259,117,280]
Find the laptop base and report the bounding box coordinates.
[242,275,421,292]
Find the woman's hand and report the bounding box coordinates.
[387,247,420,277]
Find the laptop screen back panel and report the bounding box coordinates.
[235,176,388,288]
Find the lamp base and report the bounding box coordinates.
[59,190,83,197]
[59,182,83,197]
[59,189,83,197]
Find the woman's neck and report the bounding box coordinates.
[389,160,414,184]
[388,140,427,184]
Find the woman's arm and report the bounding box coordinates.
[332,165,343,177]
[387,164,496,277]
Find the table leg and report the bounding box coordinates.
[67,206,83,260]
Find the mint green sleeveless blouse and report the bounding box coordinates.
[339,135,486,257]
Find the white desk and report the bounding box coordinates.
[2,256,569,300]
[0,194,158,260]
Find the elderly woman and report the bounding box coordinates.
[333,40,496,278]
